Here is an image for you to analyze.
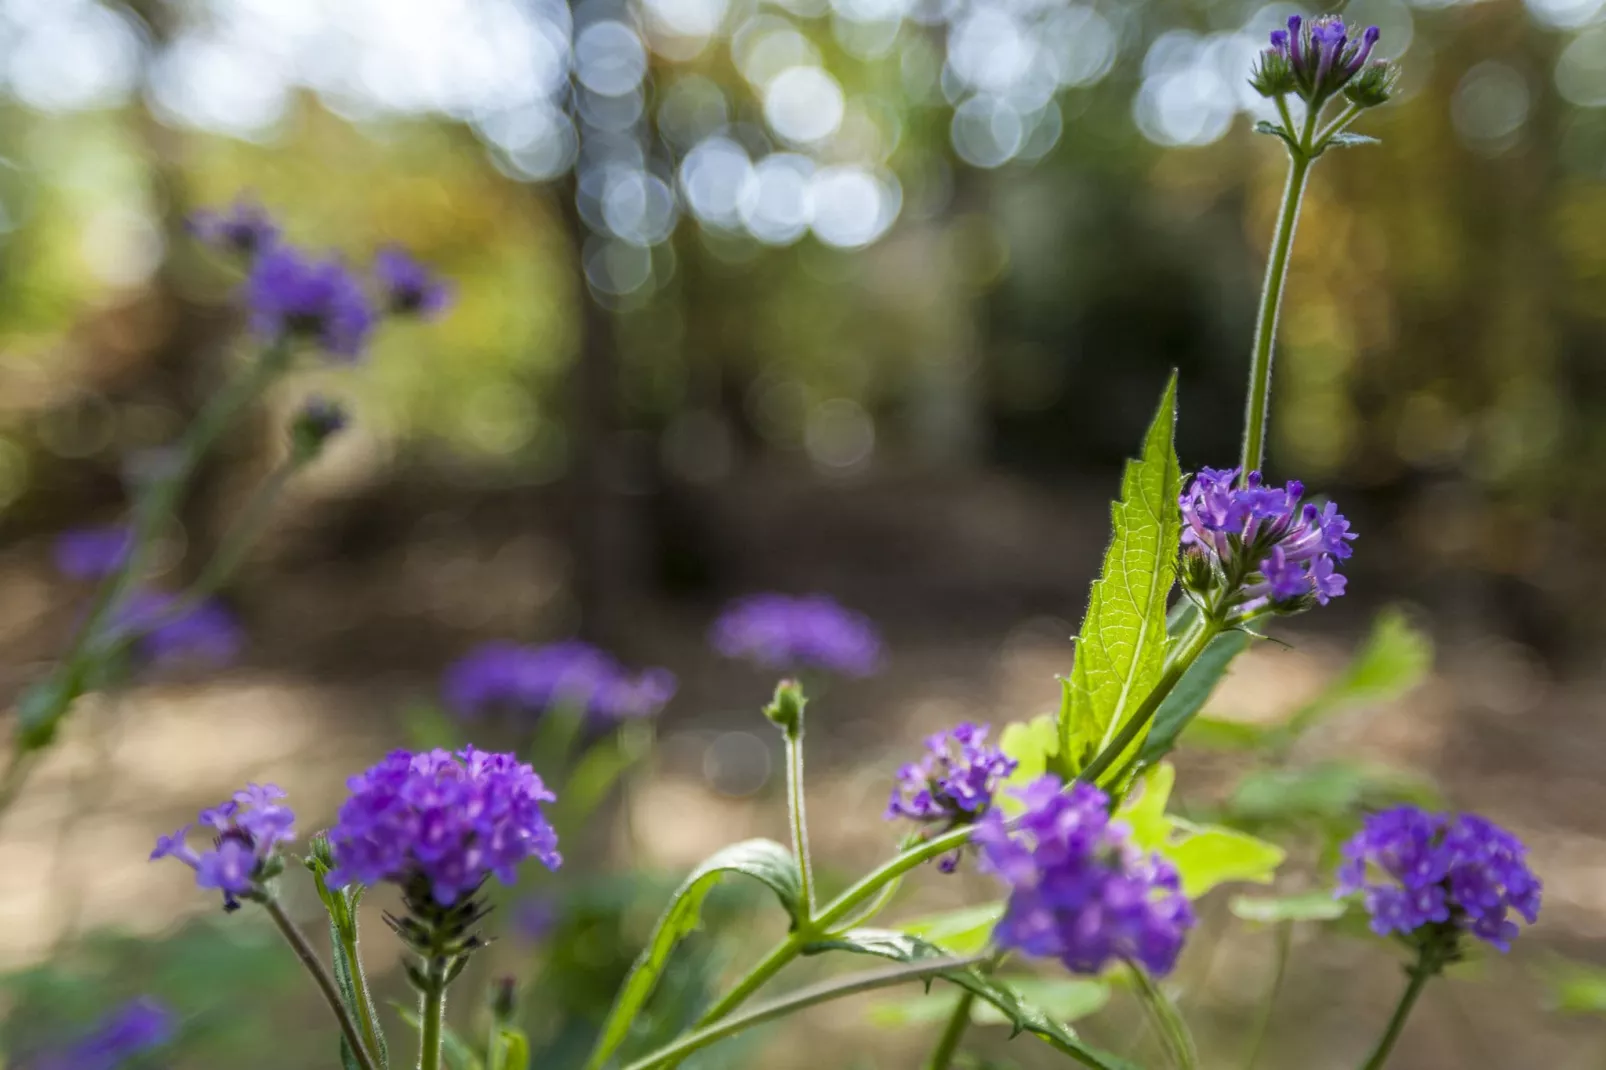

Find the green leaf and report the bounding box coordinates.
[1178,716,1269,750]
[1538,956,1606,1016]
[1117,763,1175,852]
[1227,760,1441,825]
[1253,120,1297,150]
[1279,608,1432,742]
[816,930,1138,1070]
[1159,822,1285,899]
[490,1028,530,1070]
[899,903,1006,957]
[995,715,1059,817]
[1325,131,1381,148]
[1137,629,1250,765]
[392,1006,483,1070]
[869,978,1109,1031]
[583,839,802,1070]
[1230,892,1347,924]
[1060,374,1183,777]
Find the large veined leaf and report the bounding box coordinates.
[1060,375,1183,777]
[813,930,1138,1070]
[583,839,801,1070]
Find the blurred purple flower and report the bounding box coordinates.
[114,592,243,671]
[442,640,675,728]
[54,526,133,581]
[513,895,559,943]
[886,723,1016,872]
[976,776,1195,977]
[32,997,176,1070]
[246,245,376,360]
[374,247,452,319]
[1180,467,1354,611]
[710,593,882,677]
[189,197,279,259]
[151,783,295,910]
[1336,806,1541,953]
[326,747,562,908]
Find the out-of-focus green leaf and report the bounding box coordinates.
[899,903,1005,957]
[1538,957,1606,1015]
[403,701,461,752]
[1060,375,1182,779]
[1138,629,1251,765]
[582,839,801,1070]
[1228,761,1440,824]
[491,1028,530,1070]
[1279,608,1432,742]
[1229,892,1347,923]
[996,715,1059,816]
[1179,717,1269,750]
[1117,763,1175,851]
[1159,822,1284,899]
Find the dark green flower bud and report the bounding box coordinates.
[1344,60,1398,109]
[763,679,807,739]
[1249,49,1296,98]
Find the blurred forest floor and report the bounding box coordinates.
[2,464,1604,1068]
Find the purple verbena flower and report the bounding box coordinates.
[886,723,1017,873]
[150,784,296,910]
[54,526,133,581]
[326,747,562,908]
[374,247,452,319]
[975,776,1196,977]
[114,592,244,670]
[1336,806,1541,953]
[32,997,176,1070]
[711,593,882,677]
[247,245,376,360]
[1256,14,1386,104]
[442,640,675,728]
[189,197,279,259]
[1179,467,1354,612]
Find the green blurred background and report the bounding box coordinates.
[2,0,1606,1066]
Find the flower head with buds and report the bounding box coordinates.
[976,777,1195,976]
[1252,15,1392,108]
[247,245,376,360]
[886,723,1017,872]
[151,783,296,910]
[190,197,279,259]
[442,641,675,728]
[711,593,882,677]
[1337,806,1541,955]
[375,247,452,319]
[1179,467,1353,615]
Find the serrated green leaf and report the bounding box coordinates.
[899,903,1006,957]
[1279,608,1431,742]
[1159,822,1285,898]
[995,715,1058,817]
[582,839,802,1070]
[1230,892,1347,923]
[1061,375,1182,777]
[817,930,1138,1070]
[1138,630,1250,765]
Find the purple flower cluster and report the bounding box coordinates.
[189,196,451,361]
[711,593,882,677]
[326,747,562,907]
[114,592,244,670]
[151,784,296,909]
[976,777,1196,976]
[442,640,676,727]
[32,998,176,1070]
[886,723,1017,872]
[1254,15,1385,104]
[53,526,132,581]
[1337,807,1542,953]
[1180,467,1354,611]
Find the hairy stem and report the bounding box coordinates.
[1240,107,1318,483]
[340,926,387,1070]
[925,989,978,1070]
[1359,953,1437,1070]
[786,725,815,921]
[262,897,379,1070]
[419,979,446,1070]
[1129,961,1198,1070]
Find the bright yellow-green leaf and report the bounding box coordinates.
[997,715,1059,816]
[899,902,1005,956]
[1116,762,1175,851]
[1159,822,1285,898]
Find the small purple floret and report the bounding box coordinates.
[442,640,675,727]
[53,526,133,581]
[326,747,562,908]
[33,997,176,1070]
[247,245,376,360]
[975,776,1196,976]
[1180,467,1354,610]
[886,723,1017,873]
[189,197,279,258]
[1336,806,1541,952]
[711,593,882,677]
[114,592,244,670]
[374,247,453,319]
[150,783,295,910]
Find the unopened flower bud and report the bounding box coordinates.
[763,679,807,738]
[1344,60,1398,109]
[490,977,518,1023]
[290,396,349,463]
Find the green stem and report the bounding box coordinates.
[622,956,989,1070]
[786,728,814,921]
[1239,111,1317,483]
[1358,955,1436,1070]
[1241,922,1291,1070]
[262,897,380,1070]
[1078,614,1226,786]
[340,927,387,1070]
[419,980,446,1070]
[925,989,978,1070]
[1128,961,1198,1070]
